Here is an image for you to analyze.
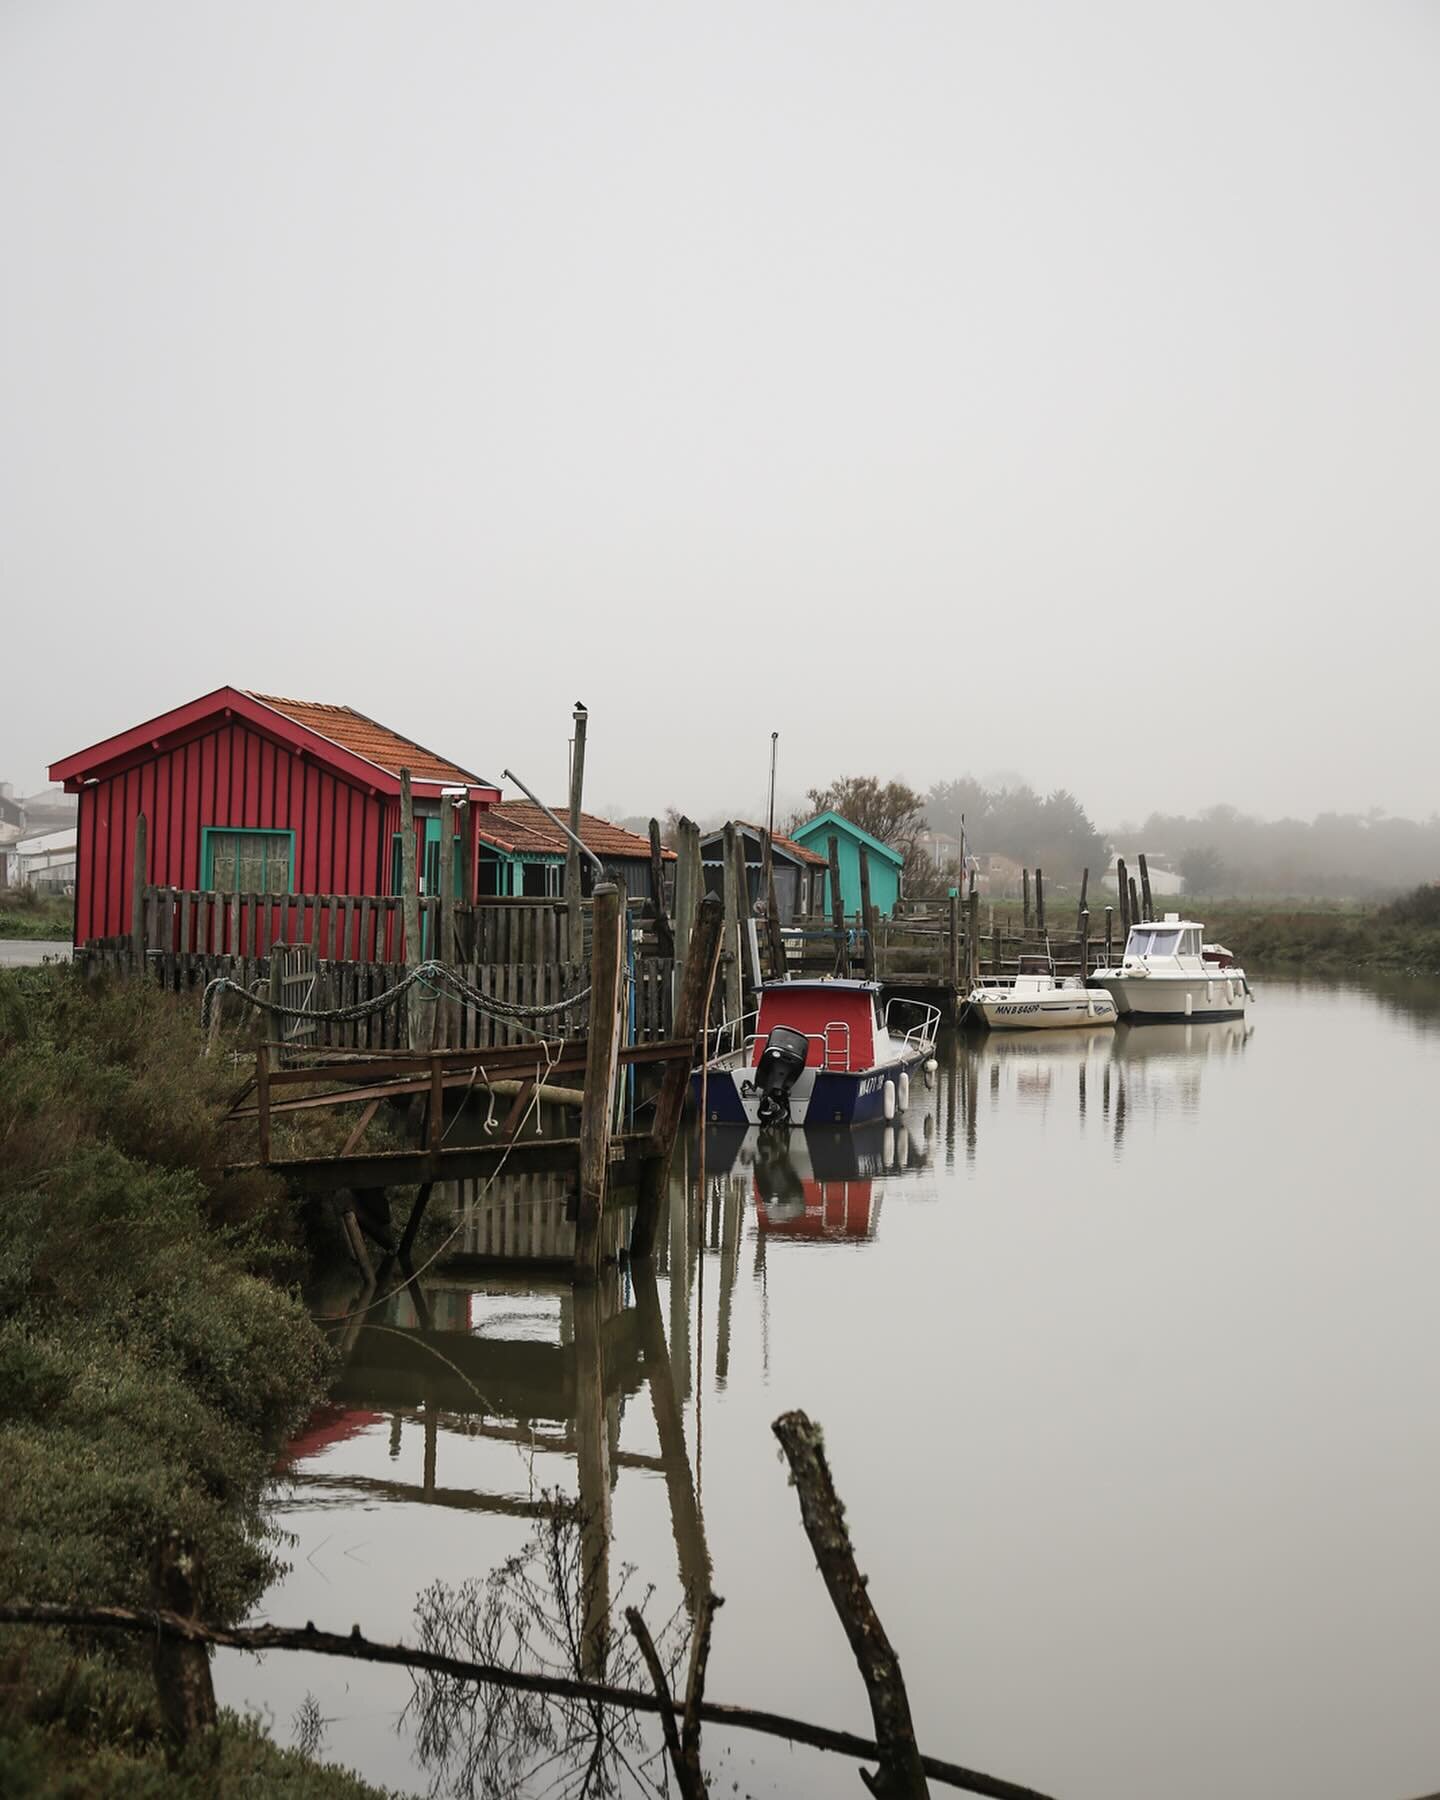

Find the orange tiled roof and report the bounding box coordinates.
[730,820,828,867]
[475,803,675,861]
[247,693,491,786]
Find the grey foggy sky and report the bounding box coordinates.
[2,1,1436,829]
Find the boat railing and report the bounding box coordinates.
[704,1013,861,1073]
[882,996,941,1049]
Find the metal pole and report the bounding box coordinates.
[767,731,778,838]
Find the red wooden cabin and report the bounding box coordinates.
[49,687,500,946]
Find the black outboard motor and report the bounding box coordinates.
[753,1024,809,1127]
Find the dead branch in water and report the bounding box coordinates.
[773,1408,930,1798]
[0,1601,1052,1799]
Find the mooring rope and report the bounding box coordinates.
[199,959,592,1036]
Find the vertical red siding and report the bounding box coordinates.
[72,717,392,942]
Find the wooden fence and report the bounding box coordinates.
[125,886,677,968]
[79,944,675,1051]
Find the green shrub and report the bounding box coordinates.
[0,968,384,1796]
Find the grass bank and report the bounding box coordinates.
[0,891,74,942]
[1177,891,1440,975]
[0,966,389,1797]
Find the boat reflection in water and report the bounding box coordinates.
[703,1114,937,1247]
[947,1014,1255,1159]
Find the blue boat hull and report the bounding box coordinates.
[692,1045,931,1127]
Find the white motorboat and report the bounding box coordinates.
[1090,915,1253,1021]
[967,969,1117,1030]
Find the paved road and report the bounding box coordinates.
[0,938,72,966]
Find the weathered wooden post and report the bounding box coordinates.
[1077,866,1089,929]
[730,826,754,1008]
[150,1535,217,1759]
[720,823,743,1027]
[857,847,877,981]
[1022,867,1031,932]
[760,829,785,980]
[1137,853,1154,923]
[131,812,148,965]
[565,702,588,952]
[1129,875,1142,929]
[255,1041,271,1165]
[632,892,724,1259]
[399,769,429,1051]
[648,819,675,960]
[575,882,624,1283]
[826,835,845,971]
[673,816,701,982]
[1116,857,1130,936]
[1034,867,1045,935]
[947,890,960,997]
[772,1413,929,1799]
[967,887,979,988]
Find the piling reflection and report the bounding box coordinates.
[304,1258,712,1645]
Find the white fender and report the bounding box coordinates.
[896,1071,910,1113]
[1185,993,1193,1017]
[882,1078,896,1121]
[882,1124,896,1166]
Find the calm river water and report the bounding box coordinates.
[217,975,1440,1800]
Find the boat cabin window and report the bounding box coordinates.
[1179,928,1202,955]
[1126,927,1181,958]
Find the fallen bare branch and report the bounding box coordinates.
[0,1602,1053,1799]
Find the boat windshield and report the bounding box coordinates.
[1126,927,1182,958]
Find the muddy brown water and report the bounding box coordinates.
[215,976,1440,1799]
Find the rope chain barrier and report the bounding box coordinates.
[200,959,592,1037]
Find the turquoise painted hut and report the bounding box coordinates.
[790,811,905,919]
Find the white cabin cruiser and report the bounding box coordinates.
[968,967,1117,1030]
[1090,915,1253,1021]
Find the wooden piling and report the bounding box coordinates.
[1078,908,1089,980]
[1022,868,1031,932]
[1116,858,1130,936]
[673,816,701,984]
[967,887,979,989]
[399,769,427,1051]
[256,1042,271,1165]
[947,892,960,995]
[1078,867,1089,928]
[1128,875,1141,929]
[760,830,785,981]
[648,820,675,960]
[1138,853,1154,923]
[826,835,845,970]
[720,823,743,1027]
[574,883,624,1283]
[731,827,754,1007]
[1034,867,1045,935]
[565,704,588,952]
[632,893,724,1260]
[857,848,876,981]
[131,813,148,963]
[149,1535,217,1757]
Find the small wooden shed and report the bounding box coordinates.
[789,811,905,919]
[49,687,500,945]
[473,803,674,901]
[698,823,827,925]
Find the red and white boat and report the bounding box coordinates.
[692,978,939,1128]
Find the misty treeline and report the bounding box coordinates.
[802,776,1106,893]
[650,781,1439,901]
[1133,804,1440,900]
